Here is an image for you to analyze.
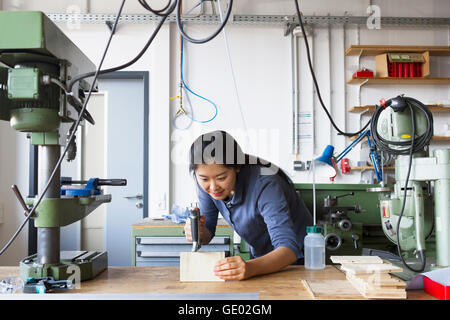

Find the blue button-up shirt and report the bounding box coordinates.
[197,165,313,260]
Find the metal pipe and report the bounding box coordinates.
[37,145,61,265]
[310,27,315,156]
[434,149,450,267]
[413,182,425,253]
[327,21,333,145]
[291,31,299,155]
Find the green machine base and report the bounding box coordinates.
[19,251,108,281]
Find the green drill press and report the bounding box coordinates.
[0,11,123,281]
[369,96,450,279]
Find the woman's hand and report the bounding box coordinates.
[214,256,249,281]
[214,247,297,281]
[184,215,210,243]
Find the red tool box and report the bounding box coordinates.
[352,68,373,78]
[423,276,450,300]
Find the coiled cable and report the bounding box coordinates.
[370,96,433,156]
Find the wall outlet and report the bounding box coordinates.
[157,193,166,210]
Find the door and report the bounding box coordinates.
[99,71,149,266]
[81,93,107,252]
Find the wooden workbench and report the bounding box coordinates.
[0,265,434,300]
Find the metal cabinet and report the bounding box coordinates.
[131,218,234,266]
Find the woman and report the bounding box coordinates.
[184,130,312,280]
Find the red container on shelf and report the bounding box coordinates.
[423,276,450,300]
[387,61,423,77]
[352,68,373,78]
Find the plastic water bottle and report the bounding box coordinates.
[304,225,325,270]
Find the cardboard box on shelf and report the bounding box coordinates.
[375,52,430,78]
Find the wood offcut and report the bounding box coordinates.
[179,251,225,282]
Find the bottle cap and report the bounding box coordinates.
[306,225,323,234]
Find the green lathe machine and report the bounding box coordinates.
[0,11,124,281]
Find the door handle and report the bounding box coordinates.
[123,193,143,200]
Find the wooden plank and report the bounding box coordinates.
[349,273,393,280]
[348,105,450,113]
[346,274,407,299]
[302,280,363,300]
[432,136,450,141]
[347,274,406,289]
[345,45,450,57]
[330,256,383,264]
[350,166,395,171]
[347,77,450,85]
[367,275,406,286]
[348,135,449,142]
[179,251,225,282]
[340,263,403,275]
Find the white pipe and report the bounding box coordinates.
[310,28,315,156]
[327,22,333,145]
[292,32,300,155]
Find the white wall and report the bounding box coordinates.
[1,0,450,264]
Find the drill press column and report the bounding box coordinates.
[434,149,450,267]
[37,145,61,265]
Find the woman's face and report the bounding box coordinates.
[195,164,238,201]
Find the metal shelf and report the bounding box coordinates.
[46,13,450,26]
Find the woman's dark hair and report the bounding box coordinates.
[189,130,294,185]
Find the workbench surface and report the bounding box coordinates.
[0,265,434,300]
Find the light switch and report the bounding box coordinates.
[157,193,166,210]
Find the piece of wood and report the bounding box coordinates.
[302,280,363,300]
[179,251,225,282]
[348,135,450,142]
[340,263,403,275]
[345,45,450,57]
[347,274,406,288]
[330,256,383,264]
[346,274,407,299]
[350,166,395,171]
[348,105,450,113]
[347,77,450,85]
[349,274,406,287]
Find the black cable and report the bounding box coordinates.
[293,0,370,137]
[0,0,127,257]
[176,0,233,44]
[68,1,177,92]
[370,97,433,156]
[138,0,174,16]
[394,103,427,273]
